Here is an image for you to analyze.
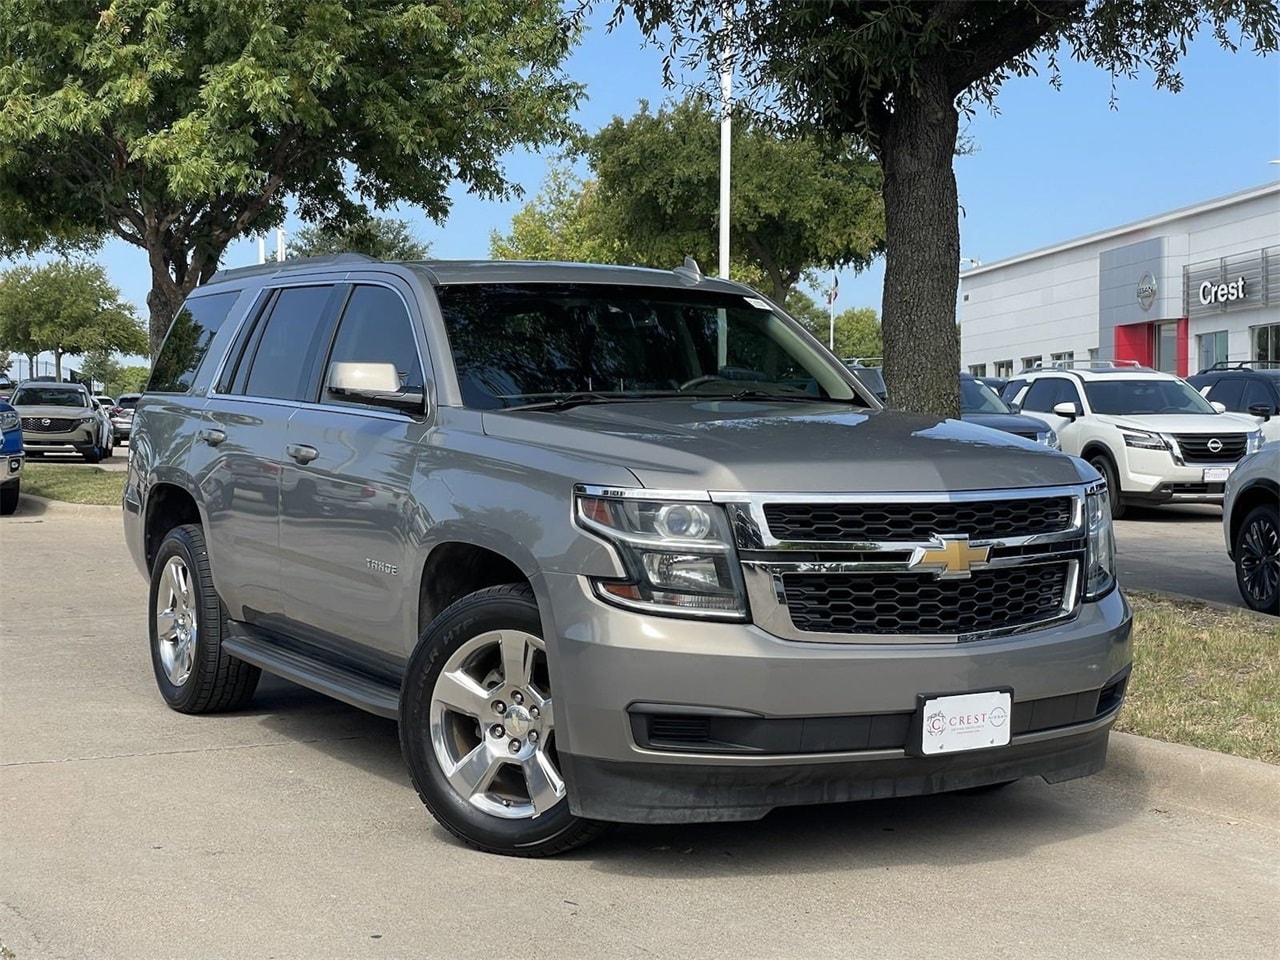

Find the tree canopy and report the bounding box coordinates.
[588,97,883,304]
[490,168,625,265]
[290,216,431,261]
[0,1,583,356]
[0,261,146,381]
[786,290,883,360]
[613,0,1280,415]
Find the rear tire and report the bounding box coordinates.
[400,583,608,857]
[0,482,18,516]
[149,523,260,713]
[1234,503,1280,615]
[1088,453,1126,520]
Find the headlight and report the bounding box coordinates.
[80,416,96,425]
[1084,484,1117,601]
[0,411,17,432]
[1037,429,1060,450]
[1246,430,1264,454]
[575,490,747,619]
[1121,430,1168,451]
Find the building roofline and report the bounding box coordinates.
[961,181,1280,277]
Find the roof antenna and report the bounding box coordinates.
[673,256,703,284]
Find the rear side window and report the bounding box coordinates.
[148,292,241,394]
[241,286,336,401]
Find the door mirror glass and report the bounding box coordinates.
[327,362,425,414]
[1052,401,1080,420]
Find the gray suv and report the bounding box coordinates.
[124,254,1133,856]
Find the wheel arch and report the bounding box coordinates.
[416,538,539,637]
[143,482,203,573]
[1228,479,1280,551]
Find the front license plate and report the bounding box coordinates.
[920,691,1012,755]
[1203,467,1231,482]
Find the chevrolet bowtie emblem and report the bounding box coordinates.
[913,535,991,579]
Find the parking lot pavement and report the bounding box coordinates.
[3,511,1278,960]
[24,442,129,472]
[1112,504,1242,609]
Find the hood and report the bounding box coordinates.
[961,412,1051,436]
[1095,413,1260,434]
[482,398,1089,493]
[13,404,95,419]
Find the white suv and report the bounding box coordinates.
[1003,362,1263,518]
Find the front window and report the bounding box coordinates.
[960,378,1010,414]
[437,283,868,409]
[1083,378,1217,416]
[10,387,89,408]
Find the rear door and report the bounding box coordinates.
[278,280,433,674]
[189,283,342,623]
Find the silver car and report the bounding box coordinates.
[10,382,111,462]
[1224,443,1280,614]
[124,257,1133,856]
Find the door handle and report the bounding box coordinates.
[286,443,319,465]
[196,428,227,447]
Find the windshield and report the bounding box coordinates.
[960,378,1011,414]
[11,387,89,408]
[437,283,868,410]
[117,396,139,409]
[1084,378,1217,415]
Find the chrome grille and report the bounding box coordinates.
[20,417,78,433]
[1173,434,1247,464]
[782,563,1071,636]
[762,496,1074,543]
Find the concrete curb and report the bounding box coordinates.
[1130,586,1278,622]
[1101,731,1280,830]
[15,492,120,519]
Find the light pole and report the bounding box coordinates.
[717,2,732,280]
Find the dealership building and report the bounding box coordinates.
[959,182,1280,379]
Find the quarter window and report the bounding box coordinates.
[323,286,425,404]
[242,286,336,401]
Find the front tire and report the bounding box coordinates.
[400,583,608,857]
[148,523,260,713]
[1088,453,1126,520]
[1234,503,1280,615]
[0,482,17,516]
[82,445,102,464]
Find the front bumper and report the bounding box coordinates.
[544,572,1133,823]
[2,450,22,486]
[1117,445,1243,503]
[22,426,97,453]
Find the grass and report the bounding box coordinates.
[1117,591,1280,764]
[20,462,125,506]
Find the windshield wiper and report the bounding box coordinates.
[508,392,675,412]
[697,388,852,404]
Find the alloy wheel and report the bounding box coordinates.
[1239,514,1280,606]
[155,555,198,686]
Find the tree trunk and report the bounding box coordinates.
[873,67,962,418]
[146,281,183,362]
[54,349,63,382]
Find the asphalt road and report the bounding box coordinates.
[1112,504,1244,609]
[2,509,1277,960]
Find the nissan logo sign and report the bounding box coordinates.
[1136,273,1158,311]
[1207,438,1223,454]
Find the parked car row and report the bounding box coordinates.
[0,395,23,515]
[7,380,116,462]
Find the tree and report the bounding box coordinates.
[588,97,883,304]
[115,366,152,395]
[614,1,1280,415]
[490,167,627,264]
[0,261,147,380]
[79,350,123,392]
[0,351,11,379]
[290,216,431,261]
[0,2,582,358]
[786,289,883,359]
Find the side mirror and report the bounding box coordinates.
[327,362,425,415]
[1052,401,1080,421]
[1008,401,1022,414]
[1210,401,1227,414]
[1248,403,1274,422]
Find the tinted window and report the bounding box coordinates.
[960,377,1010,414]
[438,283,863,410]
[117,395,140,409]
[10,386,90,408]
[149,292,241,393]
[243,286,335,401]
[1243,379,1277,413]
[1022,378,1072,413]
[1083,378,1216,415]
[323,286,424,402]
[1000,379,1027,404]
[1206,378,1244,411]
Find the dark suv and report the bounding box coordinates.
[123,254,1131,856]
[1186,362,1280,445]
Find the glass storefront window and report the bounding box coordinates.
[1155,321,1179,373]
[1197,330,1228,373]
[1253,323,1280,363]
[968,363,987,376]
[994,359,1013,377]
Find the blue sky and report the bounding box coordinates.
[13,8,1280,373]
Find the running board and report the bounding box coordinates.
[223,626,400,719]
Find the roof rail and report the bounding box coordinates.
[1022,359,1144,373]
[1197,360,1280,373]
[206,252,379,284]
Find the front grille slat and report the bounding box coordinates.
[1173,434,1247,464]
[763,496,1073,543]
[782,563,1070,636]
[20,417,78,433]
